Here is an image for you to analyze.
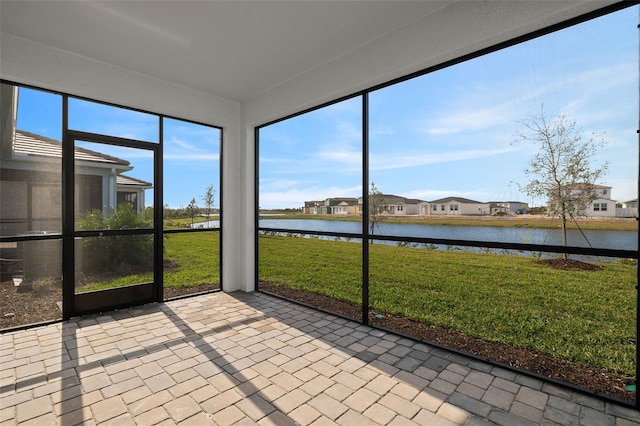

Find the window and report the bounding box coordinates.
[257,4,639,402]
[117,191,138,209]
[397,205,404,212]
[163,118,222,299]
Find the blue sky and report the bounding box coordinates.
[16,90,220,209]
[259,6,638,209]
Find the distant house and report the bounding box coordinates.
[303,197,358,215]
[1,124,152,236]
[546,184,616,218]
[356,194,425,216]
[425,197,487,216]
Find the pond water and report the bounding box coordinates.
[260,219,637,251]
[196,218,637,251]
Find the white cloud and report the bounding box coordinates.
[260,184,362,209]
[371,145,518,171]
[164,135,219,161]
[418,60,636,137]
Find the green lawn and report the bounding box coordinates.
[259,235,636,376]
[76,231,220,293]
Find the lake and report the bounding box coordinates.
[196,218,637,251]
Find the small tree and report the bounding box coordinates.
[186,197,198,225]
[517,108,608,259]
[368,182,385,235]
[201,185,215,222]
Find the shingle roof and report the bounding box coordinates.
[13,130,130,166]
[429,196,481,204]
[117,174,152,188]
[381,194,425,204]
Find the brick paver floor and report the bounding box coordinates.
[1,291,640,425]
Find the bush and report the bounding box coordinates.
[78,204,153,273]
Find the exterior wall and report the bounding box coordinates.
[332,205,349,215]
[426,202,487,215]
[587,197,616,217]
[0,165,62,235]
[460,203,487,215]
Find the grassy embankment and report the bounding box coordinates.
[259,234,636,376]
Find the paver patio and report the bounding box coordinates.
[1,291,639,425]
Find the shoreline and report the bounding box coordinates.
[259,213,638,231]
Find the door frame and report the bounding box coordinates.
[62,130,161,318]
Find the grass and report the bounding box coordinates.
[259,235,636,376]
[76,231,220,293]
[164,215,219,229]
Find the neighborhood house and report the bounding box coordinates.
[303,188,637,218]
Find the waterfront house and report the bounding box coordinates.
[425,197,487,216]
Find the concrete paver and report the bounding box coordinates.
[1,291,638,425]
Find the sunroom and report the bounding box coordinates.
[1,1,639,422]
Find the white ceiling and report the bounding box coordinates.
[0,1,451,102]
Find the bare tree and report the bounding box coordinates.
[186,197,198,226]
[517,107,608,259]
[201,185,215,222]
[368,182,385,236]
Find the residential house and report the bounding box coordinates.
[303,198,358,215]
[425,197,487,216]
[547,184,616,218]
[1,87,152,237]
[356,194,425,216]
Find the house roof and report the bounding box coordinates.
[430,196,481,204]
[117,174,152,189]
[566,183,612,190]
[13,130,130,167]
[381,194,424,205]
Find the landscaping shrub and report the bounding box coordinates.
[78,204,153,274]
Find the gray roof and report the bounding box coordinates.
[430,196,481,204]
[117,174,153,188]
[13,130,130,166]
[381,194,425,204]
[12,130,151,188]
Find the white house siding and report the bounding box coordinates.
[387,203,419,215]
[426,201,485,215]
[586,198,616,217]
